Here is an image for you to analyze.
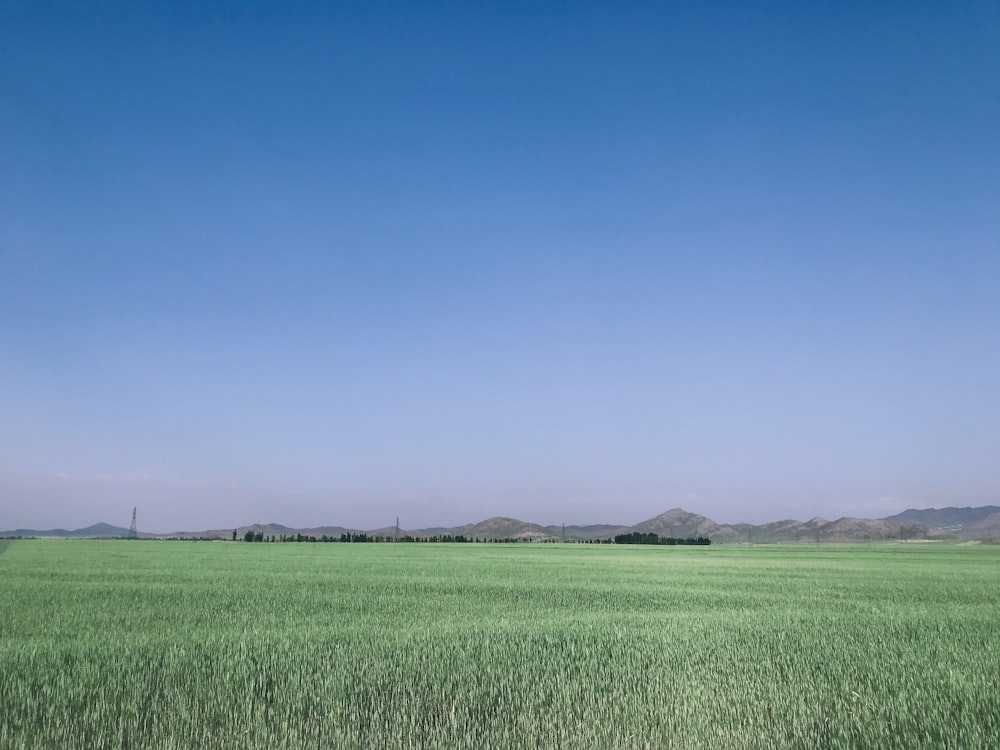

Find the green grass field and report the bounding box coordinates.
[1,540,998,749]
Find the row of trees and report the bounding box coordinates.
[237,530,711,545]
[238,532,542,544]
[614,532,712,546]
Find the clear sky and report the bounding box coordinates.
[3,1,998,533]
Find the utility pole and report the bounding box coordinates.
[395,516,399,541]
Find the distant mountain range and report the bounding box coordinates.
[0,522,138,539]
[883,506,1000,538]
[4,506,999,543]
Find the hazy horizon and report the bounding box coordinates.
[4,2,998,535]
[0,469,969,534]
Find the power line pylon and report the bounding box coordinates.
[127,507,138,539]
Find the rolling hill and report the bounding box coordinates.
[882,506,1000,540]
[462,517,556,541]
[0,523,136,538]
[625,508,746,541]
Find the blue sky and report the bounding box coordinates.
[2,1,998,532]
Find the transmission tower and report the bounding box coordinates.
[127,507,138,539]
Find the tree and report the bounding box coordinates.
[232,529,237,542]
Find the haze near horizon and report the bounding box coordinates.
[3,1,998,534]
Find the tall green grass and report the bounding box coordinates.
[1,541,997,748]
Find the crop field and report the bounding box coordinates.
[1,540,998,749]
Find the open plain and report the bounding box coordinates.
[1,540,998,749]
